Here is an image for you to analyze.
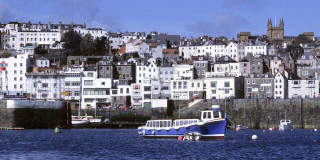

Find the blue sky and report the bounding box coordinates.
[0,0,319,38]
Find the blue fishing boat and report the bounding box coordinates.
[138,105,227,140]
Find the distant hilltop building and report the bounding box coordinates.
[0,20,106,51]
[237,18,314,46]
[267,18,284,39]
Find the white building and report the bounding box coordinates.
[5,21,106,50]
[125,39,149,56]
[288,78,319,99]
[36,57,50,67]
[274,72,287,99]
[109,32,123,49]
[64,67,82,106]
[239,41,268,58]
[131,78,152,107]
[224,42,239,61]
[25,70,65,100]
[204,77,242,99]
[0,53,30,98]
[136,60,159,83]
[179,41,226,60]
[173,64,194,80]
[81,70,112,109]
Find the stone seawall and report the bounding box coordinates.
[71,99,320,129]
[167,99,320,129]
[0,100,67,129]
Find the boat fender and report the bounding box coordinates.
[152,131,155,135]
[143,130,146,136]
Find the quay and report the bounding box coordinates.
[0,127,24,130]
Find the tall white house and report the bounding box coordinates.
[0,53,30,98]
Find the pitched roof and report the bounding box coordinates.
[118,46,126,54]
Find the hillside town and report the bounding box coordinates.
[0,18,319,110]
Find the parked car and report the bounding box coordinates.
[107,105,113,109]
[118,106,127,110]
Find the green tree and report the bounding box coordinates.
[156,58,162,67]
[25,43,33,46]
[0,50,12,58]
[121,53,128,60]
[294,35,313,45]
[95,36,107,54]
[80,33,96,56]
[35,46,48,54]
[62,30,82,55]
[132,52,139,58]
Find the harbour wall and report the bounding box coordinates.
[77,99,320,129]
[0,100,67,129]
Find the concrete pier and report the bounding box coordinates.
[0,100,67,129]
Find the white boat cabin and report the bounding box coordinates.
[201,110,224,122]
[280,119,291,124]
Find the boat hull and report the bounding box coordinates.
[138,119,227,140]
[279,124,292,131]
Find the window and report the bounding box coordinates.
[42,83,48,87]
[120,88,123,94]
[211,81,216,87]
[192,83,194,87]
[14,63,17,67]
[127,88,129,93]
[225,90,229,94]
[14,77,17,81]
[101,82,105,85]
[183,82,187,89]
[212,90,216,94]
[14,85,16,89]
[20,77,23,81]
[20,85,23,89]
[224,81,230,87]
[20,63,23,67]
[84,80,93,85]
[87,73,93,77]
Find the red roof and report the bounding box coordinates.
[1,61,5,64]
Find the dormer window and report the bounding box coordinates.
[302,56,305,59]
[224,57,228,61]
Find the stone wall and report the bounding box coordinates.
[70,99,320,129]
[0,100,67,129]
[166,99,320,129]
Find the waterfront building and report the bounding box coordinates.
[244,73,274,99]
[204,77,244,99]
[288,77,319,99]
[111,79,131,108]
[25,68,65,100]
[131,78,151,107]
[64,67,82,109]
[274,72,288,99]
[81,70,112,109]
[0,52,30,98]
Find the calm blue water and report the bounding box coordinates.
[0,129,319,159]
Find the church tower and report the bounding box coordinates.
[267,18,284,39]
